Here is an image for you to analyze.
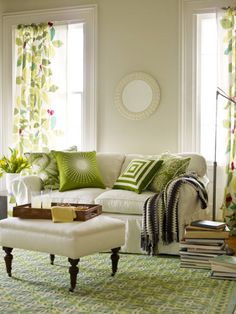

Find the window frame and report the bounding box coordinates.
[179,0,235,217]
[1,5,97,156]
[179,0,235,153]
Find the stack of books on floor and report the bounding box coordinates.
[180,220,230,269]
[210,255,236,280]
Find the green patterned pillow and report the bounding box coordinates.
[149,154,191,193]
[25,146,77,190]
[113,159,163,194]
[53,151,105,192]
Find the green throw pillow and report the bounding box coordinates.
[113,159,163,194]
[53,151,105,192]
[149,154,191,193]
[25,146,77,190]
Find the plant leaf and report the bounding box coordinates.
[42,59,51,66]
[50,116,56,129]
[49,85,58,92]
[220,17,233,29]
[16,38,23,46]
[16,76,22,84]
[52,40,63,48]
[50,27,56,41]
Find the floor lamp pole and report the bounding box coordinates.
[212,91,219,221]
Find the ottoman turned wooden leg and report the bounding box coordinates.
[111,247,120,276]
[2,246,13,277]
[68,258,80,292]
[50,254,55,265]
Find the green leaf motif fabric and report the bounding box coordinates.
[53,151,105,192]
[25,146,77,190]
[149,154,191,193]
[113,159,163,194]
[25,152,59,190]
[220,8,236,233]
[13,23,63,154]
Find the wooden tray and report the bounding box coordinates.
[13,203,102,221]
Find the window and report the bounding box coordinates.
[2,5,97,156]
[197,14,217,161]
[196,13,227,165]
[38,23,84,150]
[180,0,232,216]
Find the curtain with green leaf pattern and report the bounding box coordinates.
[220,8,236,233]
[13,22,63,154]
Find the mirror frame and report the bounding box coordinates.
[114,72,161,120]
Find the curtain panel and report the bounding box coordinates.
[220,8,236,233]
[13,22,62,154]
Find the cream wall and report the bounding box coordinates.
[0,0,179,155]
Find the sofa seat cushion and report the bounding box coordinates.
[95,189,155,215]
[49,188,106,204]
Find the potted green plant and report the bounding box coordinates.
[0,148,30,194]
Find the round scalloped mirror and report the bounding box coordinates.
[114,72,161,120]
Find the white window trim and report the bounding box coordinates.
[2,5,97,155]
[179,0,235,218]
[179,0,235,153]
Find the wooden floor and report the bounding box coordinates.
[226,236,236,255]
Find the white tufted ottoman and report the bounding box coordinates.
[0,215,125,291]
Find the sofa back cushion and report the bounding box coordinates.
[178,153,207,177]
[121,154,160,173]
[96,153,125,188]
[122,153,207,178]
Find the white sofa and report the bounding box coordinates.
[11,152,209,255]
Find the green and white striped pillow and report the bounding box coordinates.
[113,159,163,194]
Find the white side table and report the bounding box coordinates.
[0,190,8,219]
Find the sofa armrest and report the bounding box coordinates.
[11,175,43,205]
[176,180,209,239]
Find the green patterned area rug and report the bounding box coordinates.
[0,250,236,314]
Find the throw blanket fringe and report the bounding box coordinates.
[141,174,208,255]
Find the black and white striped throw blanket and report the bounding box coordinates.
[141,174,208,255]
